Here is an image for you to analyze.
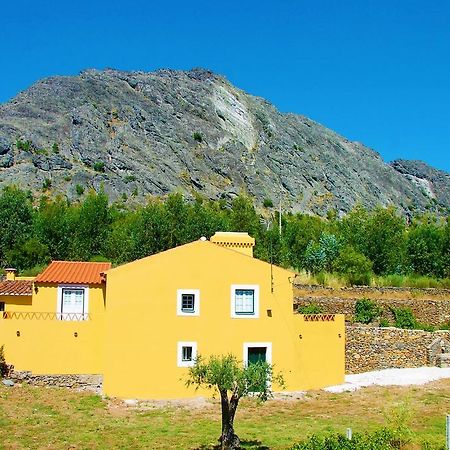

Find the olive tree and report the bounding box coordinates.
[186,354,283,449]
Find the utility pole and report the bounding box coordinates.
[278,196,282,235]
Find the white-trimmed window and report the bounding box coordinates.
[177,289,200,316]
[57,285,89,320]
[231,284,259,318]
[177,341,198,367]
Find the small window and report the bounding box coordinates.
[231,285,260,318]
[177,341,197,367]
[177,289,200,316]
[181,294,195,313]
[182,346,193,361]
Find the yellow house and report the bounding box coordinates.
[0,261,110,374]
[0,233,345,399]
[102,232,344,399]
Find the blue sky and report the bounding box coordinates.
[1,0,449,171]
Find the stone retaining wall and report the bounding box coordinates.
[346,326,450,373]
[294,285,450,326]
[10,371,103,393]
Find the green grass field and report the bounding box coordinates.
[0,380,449,449]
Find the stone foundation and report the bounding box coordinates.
[10,371,103,393]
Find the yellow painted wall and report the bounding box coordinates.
[0,284,106,374]
[103,240,345,399]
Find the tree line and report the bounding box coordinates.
[0,185,449,283]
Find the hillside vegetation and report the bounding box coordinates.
[0,186,449,286]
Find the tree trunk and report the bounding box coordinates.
[219,389,241,449]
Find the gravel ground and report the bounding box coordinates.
[325,367,450,393]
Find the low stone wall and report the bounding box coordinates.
[294,285,450,326]
[10,371,103,393]
[346,326,450,373]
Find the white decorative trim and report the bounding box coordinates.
[177,341,198,367]
[243,342,273,366]
[230,284,259,318]
[57,285,89,321]
[176,289,200,316]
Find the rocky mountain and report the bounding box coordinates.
[0,68,448,215]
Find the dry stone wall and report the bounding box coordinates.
[294,284,450,326]
[10,371,102,393]
[346,326,450,373]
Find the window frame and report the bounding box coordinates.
[230,284,259,319]
[176,289,200,316]
[57,285,89,321]
[177,341,198,367]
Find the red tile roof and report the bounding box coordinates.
[35,261,111,285]
[0,280,33,296]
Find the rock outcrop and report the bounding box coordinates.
[0,68,447,215]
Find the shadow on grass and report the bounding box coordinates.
[195,439,270,449]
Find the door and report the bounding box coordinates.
[246,346,269,392]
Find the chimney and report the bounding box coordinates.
[210,232,255,257]
[5,268,16,281]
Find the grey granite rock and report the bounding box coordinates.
[0,68,447,214]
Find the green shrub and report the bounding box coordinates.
[52,143,60,153]
[333,246,373,286]
[124,175,136,183]
[379,318,391,327]
[298,303,323,314]
[193,132,203,142]
[290,427,398,449]
[42,178,52,190]
[0,345,10,378]
[93,161,105,173]
[391,307,417,329]
[16,138,32,152]
[75,184,85,196]
[383,400,413,448]
[354,298,382,324]
[415,322,435,332]
[34,148,49,156]
[263,198,274,208]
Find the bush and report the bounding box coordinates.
[298,303,323,314]
[42,178,52,190]
[93,161,105,173]
[16,138,32,152]
[290,428,397,449]
[354,298,382,324]
[333,246,373,286]
[193,132,203,142]
[379,318,391,327]
[391,307,417,329]
[0,345,11,378]
[263,198,274,208]
[75,184,85,196]
[124,175,136,183]
[52,143,60,153]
